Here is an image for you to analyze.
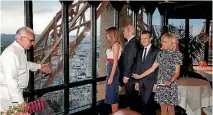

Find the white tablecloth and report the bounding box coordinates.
[202,105,212,115]
[178,78,212,115]
[193,66,212,71]
[193,66,212,81]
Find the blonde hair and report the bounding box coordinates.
[124,25,136,36]
[161,33,179,51]
[106,27,120,48]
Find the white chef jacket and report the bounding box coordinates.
[0,41,41,111]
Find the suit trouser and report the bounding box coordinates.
[141,92,156,115]
[125,81,141,113]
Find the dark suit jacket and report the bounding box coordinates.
[119,37,140,83]
[133,45,159,104]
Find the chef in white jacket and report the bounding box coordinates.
[0,27,51,111]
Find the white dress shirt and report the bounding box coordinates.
[0,41,41,111]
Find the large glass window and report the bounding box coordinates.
[32,1,62,89]
[0,1,24,54]
[152,8,161,48]
[189,19,206,65]
[35,90,64,115]
[136,8,146,37]
[96,14,101,77]
[168,19,186,46]
[69,84,92,112]
[69,3,92,83]
[168,19,186,38]
[208,21,212,65]
[143,8,147,31]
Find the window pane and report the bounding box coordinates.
[189,19,206,65]
[208,21,212,65]
[97,14,101,77]
[136,8,145,38]
[32,1,62,89]
[69,84,92,112]
[143,8,147,30]
[1,1,24,54]
[69,4,92,83]
[152,8,161,48]
[168,19,186,39]
[35,90,64,115]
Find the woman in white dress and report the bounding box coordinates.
[105,27,122,114]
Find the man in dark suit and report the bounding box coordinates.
[118,25,140,111]
[133,31,159,115]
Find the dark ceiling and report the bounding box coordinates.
[107,1,212,19]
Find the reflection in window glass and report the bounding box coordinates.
[35,90,64,115]
[32,1,62,89]
[69,84,92,110]
[1,1,24,54]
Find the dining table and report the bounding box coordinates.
[193,66,212,81]
[178,78,212,115]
